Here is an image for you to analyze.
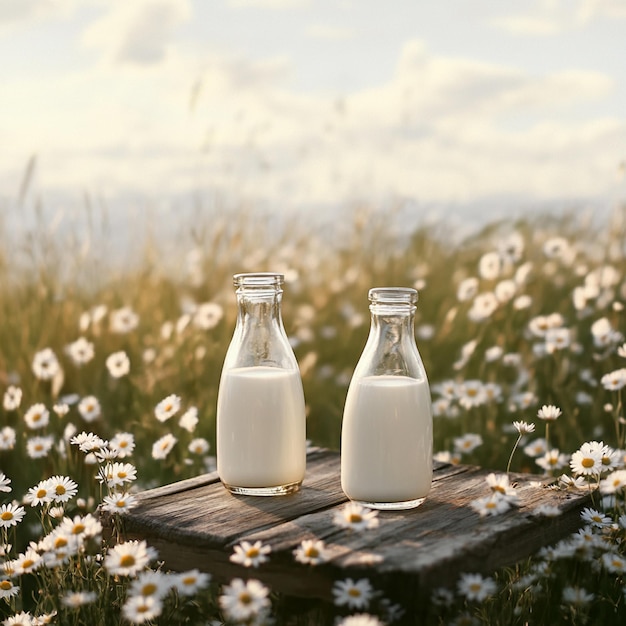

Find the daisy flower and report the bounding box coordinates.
[457,277,479,302]
[109,306,139,334]
[77,396,101,422]
[332,578,374,610]
[104,540,157,576]
[25,480,54,507]
[47,476,78,503]
[98,462,137,488]
[0,427,16,451]
[2,611,34,625]
[65,337,95,366]
[601,552,626,574]
[218,578,270,623]
[230,540,271,568]
[23,403,50,430]
[457,572,497,602]
[293,539,330,566]
[0,578,20,600]
[193,302,224,330]
[456,380,487,409]
[453,433,483,455]
[2,386,22,411]
[59,514,102,538]
[101,492,138,514]
[580,507,612,528]
[0,473,11,493]
[523,438,548,458]
[172,569,211,596]
[537,405,562,421]
[61,590,97,607]
[32,347,60,381]
[53,403,69,418]
[532,504,562,518]
[154,395,181,422]
[122,595,163,624]
[470,494,512,517]
[570,441,605,476]
[105,350,131,378]
[188,438,209,455]
[536,449,569,473]
[109,432,135,458]
[485,473,518,501]
[151,434,177,460]
[601,367,626,391]
[599,469,626,494]
[26,435,54,459]
[562,586,594,606]
[513,421,535,434]
[178,407,199,432]
[333,502,379,531]
[70,431,106,453]
[11,549,42,575]
[0,504,26,528]
[128,570,172,599]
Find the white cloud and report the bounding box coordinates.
[306,23,355,40]
[228,0,310,8]
[1,30,623,208]
[491,0,626,36]
[82,0,191,66]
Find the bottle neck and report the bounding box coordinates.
[359,303,421,378]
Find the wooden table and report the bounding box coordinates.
[103,448,591,604]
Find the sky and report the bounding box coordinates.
[1,0,625,229]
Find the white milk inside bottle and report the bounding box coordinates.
[341,374,433,505]
[217,365,306,489]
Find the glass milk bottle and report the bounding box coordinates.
[341,287,433,509]
[217,273,306,496]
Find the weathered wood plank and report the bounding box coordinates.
[104,449,592,602]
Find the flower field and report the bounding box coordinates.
[0,204,625,625]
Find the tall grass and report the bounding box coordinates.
[0,200,625,624]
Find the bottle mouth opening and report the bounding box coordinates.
[234,273,284,288]
[368,287,418,305]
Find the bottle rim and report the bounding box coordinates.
[368,287,418,305]
[233,272,284,288]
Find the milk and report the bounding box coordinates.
[341,375,433,505]
[217,366,306,490]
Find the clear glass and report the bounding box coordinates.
[216,273,306,496]
[341,287,433,510]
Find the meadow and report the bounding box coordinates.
[0,202,625,625]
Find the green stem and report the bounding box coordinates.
[507,434,522,475]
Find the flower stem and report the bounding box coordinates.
[507,434,522,475]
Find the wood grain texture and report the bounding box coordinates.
[102,448,591,600]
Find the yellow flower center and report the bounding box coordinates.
[119,554,136,568]
[56,485,66,495]
[22,559,34,569]
[118,471,127,479]
[37,489,47,498]
[247,547,259,558]
[182,576,196,586]
[55,537,68,549]
[0,581,12,590]
[239,592,252,605]
[348,513,362,523]
[142,583,157,595]
[305,547,319,558]
[470,583,482,593]
[116,500,126,508]
[581,458,595,468]
[72,524,85,535]
[348,588,361,597]
[1,512,13,521]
